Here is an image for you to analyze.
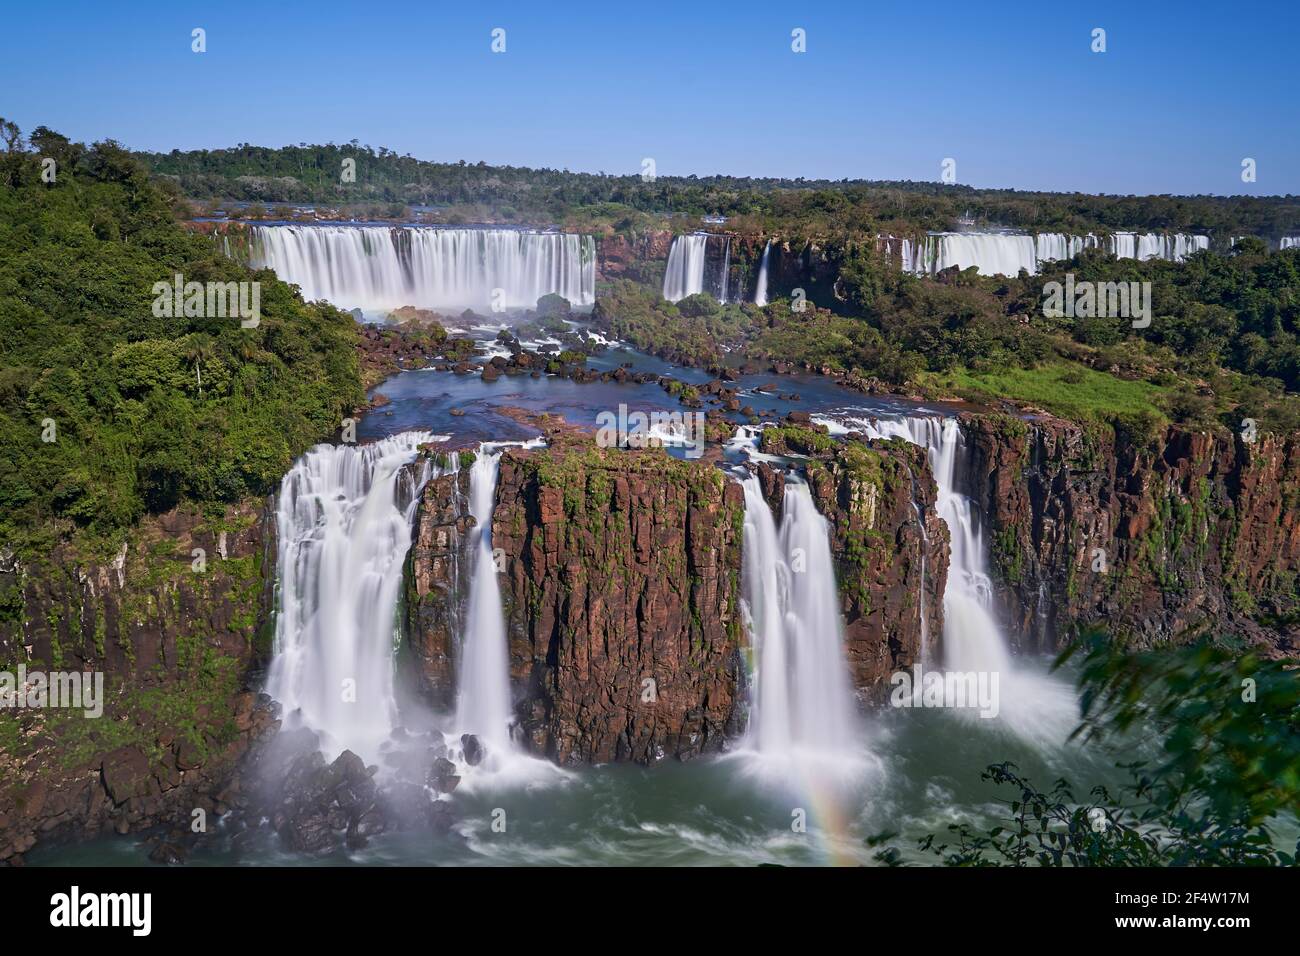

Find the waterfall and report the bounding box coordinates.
[1035,232,1099,264]
[1281,237,1300,249]
[814,414,1075,745]
[1108,232,1208,262]
[718,236,731,304]
[452,446,514,752]
[266,431,442,762]
[754,240,772,306]
[739,475,857,760]
[901,231,1210,277]
[662,234,711,302]
[248,225,595,312]
[935,233,1039,277]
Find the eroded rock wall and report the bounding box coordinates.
[963,414,1300,655]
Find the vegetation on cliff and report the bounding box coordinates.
[0,122,364,555]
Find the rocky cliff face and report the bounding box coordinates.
[802,440,950,698]
[403,432,951,760]
[494,441,745,765]
[962,414,1300,656]
[596,230,674,284]
[403,463,473,711]
[0,501,279,863]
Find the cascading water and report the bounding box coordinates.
[738,474,857,762]
[754,240,772,307]
[935,233,1039,277]
[901,231,1210,277]
[662,234,710,302]
[718,236,731,304]
[452,446,514,753]
[248,225,595,312]
[815,413,1075,745]
[267,431,443,762]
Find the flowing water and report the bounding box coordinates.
[265,431,442,763]
[753,240,771,307]
[452,447,514,754]
[33,333,1146,867]
[815,413,1077,746]
[903,231,1210,277]
[662,233,710,302]
[737,476,857,764]
[249,225,595,312]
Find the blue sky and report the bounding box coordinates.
[1,0,1296,195]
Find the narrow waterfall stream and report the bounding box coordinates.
[738,473,858,766]
[452,446,514,753]
[753,240,771,306]
[266,430,443,762]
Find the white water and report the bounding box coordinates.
[249,225,595,312]
[815,414,1076,746]
[754,240,772,306]
[738,475,858,763]
[718,235,731,304]
[662,234,710,302]
[267,431,443,762]
[902,231,1211,277]
[1281,237,1300,250]
[662,233,733,302]
[453,447,514,753]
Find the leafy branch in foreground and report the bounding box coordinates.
[878,635,1300,866]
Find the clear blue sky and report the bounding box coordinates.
[2,0,1296,195]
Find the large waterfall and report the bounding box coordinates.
[248,225,595,312]
[266,431,441,762]
[816,414,1075,745]
[739,474,857,761]
[903,231,1210,277]
[662,233,732,302]
[754,240,772,307]
[452,446,514,753]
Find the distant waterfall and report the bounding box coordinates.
[754,240,772,306]
[248,225,595,312]
[936,233,1038,277]
[453,447,515,752]
[718,236,731,304]
[663,234,709,301]
[739,474,857,759]
[815,414,1075,745]
[662,233,732,302]
[267,431,442,762]
[901,231,1210,277]
[1282,237,1300,250]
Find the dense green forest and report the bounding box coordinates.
[595,238,1300,435]
[0,123,364,557]
[142,142,1300,239]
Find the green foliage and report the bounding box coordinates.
[593,280,756,366]
[0,124,364,552]
[895,635,1300,866]
[140,142,1300,239]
